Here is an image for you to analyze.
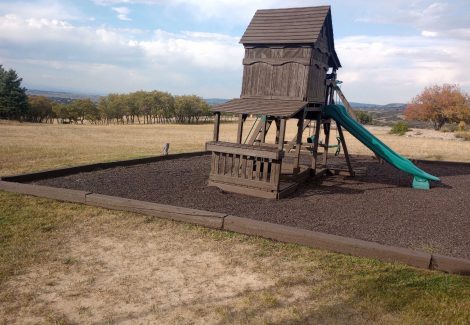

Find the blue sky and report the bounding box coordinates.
[1,0,469,104]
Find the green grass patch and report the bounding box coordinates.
[0,191,86,285]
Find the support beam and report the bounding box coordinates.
[311,113,322,173]
[213,112,220,141]
[247,117,272,145]
[278,119,286,151]
[293,111,305,172]
[260,116,267,143]
[322,120,331,167]
[275,118,280,145]
[236,114,247,144]
[284,120,311,152]
[337,123,354,176]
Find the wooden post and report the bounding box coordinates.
[311,113,322,173]
[293,111,304,172]
[271,118,286,191]
[278,118,286,150]
[322,120,331,167]
[275,118,280,145]
[213,112,220,141]
[337,123,354,176]
[236,114,246,144]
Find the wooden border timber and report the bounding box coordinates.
[0,180,89,204]
[86,194,226,229]
[1,154,470,275]
[224,216,431,269]
[1,151,210,183]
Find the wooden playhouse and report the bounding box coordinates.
[206,6,356,199]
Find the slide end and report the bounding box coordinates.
[412,176,430,190]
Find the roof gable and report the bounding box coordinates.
[240,6,331,45]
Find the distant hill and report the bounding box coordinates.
[26,89,101,104]
[204,98,230,106]
[350,102,406,111]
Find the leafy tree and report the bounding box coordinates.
[28,96,54,123]
[0,65,29,120]
[174,95,208,123]
[149,90,175,123]
[405,84,470,130]
[67,99,99,124]
[98,96,114,124]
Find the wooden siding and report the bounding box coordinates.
[307,64,327,103]
[241,47,311,100]
[307,26,330,103]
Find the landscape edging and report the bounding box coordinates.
[223,215,432,269]
[430,254,470,275]
[85,193,226,229]
[0,180,90,204]
[0,151,210,182]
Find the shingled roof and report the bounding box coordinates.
[240,6,332,45]
[213,98,307,118]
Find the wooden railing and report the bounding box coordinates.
[206,141,283,191]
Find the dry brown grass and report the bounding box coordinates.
[2,192,468,325]
[1,121,470,324]
[2,119,469,176]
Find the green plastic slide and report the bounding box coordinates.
[324,104,440,189]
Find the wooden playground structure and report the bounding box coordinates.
[206,6,357,199]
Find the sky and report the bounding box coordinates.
[0,0,469,104]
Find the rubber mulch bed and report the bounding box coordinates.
[32,154,470,259]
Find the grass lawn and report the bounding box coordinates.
[1,121,469,324]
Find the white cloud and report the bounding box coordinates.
[0,0,86,21]
[422,30,438,37]
[92,0,321,22]
[1,0,470,102]
[0,13,243,97]
[336,35,470,103]
[112,6,131,21]
[355,0,470,41]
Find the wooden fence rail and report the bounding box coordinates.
[206,141,283,192]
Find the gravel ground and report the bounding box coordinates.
[33,154,470,259]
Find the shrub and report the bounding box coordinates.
[389,121,409,136]
[458,121,466,132]
[355,111,373,125]
[441,123,458,133]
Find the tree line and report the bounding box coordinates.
[51,91,213,125]
[0,65,220,124]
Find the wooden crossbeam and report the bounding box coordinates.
[247,118,273,145]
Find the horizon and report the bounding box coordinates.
[26,88,406,106]
[2,0,470,105]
